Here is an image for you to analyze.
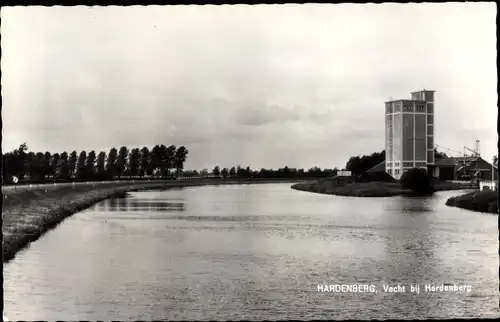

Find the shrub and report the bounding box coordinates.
[400,168,435,195]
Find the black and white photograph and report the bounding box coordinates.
[1,3,498,320]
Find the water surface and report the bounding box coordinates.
[3,184,499,320]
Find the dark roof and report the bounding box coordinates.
[366,161,386,173]
[434,157,457,167]
[411,90,436,93]
[385,99,426,104]
[434,156,498,169]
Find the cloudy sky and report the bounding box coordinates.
[1,3,497,170]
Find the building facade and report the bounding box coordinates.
[431,156,498,182]
[385,90,435,179]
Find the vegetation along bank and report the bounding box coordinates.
[291,169,476,198]
[445,189,498,214]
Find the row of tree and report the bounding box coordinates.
[344,148,449,175]
[206,165,338,179]
[4,143,451,184]
[2,143,341,184]
[2,143,188,183]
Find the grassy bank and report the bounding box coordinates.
[292,180,406,197]
[2,178,307,263]
[291,178,476,198]
[445,190,498,214]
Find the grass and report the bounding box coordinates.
[291,177,477,198]
[292,180,406,197]
[2,178,309,263]
[445,189,498,214]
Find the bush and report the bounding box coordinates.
[446,190,498,214]
[400,168,435,195]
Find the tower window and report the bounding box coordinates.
[403,105,414,112]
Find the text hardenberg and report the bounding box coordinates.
[424,284,472,292]
[317,284,376,293]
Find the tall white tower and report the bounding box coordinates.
[385,90,435,179]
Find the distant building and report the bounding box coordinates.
[368,157,498,182]
[431,156,498,182]
[385,89,435,179]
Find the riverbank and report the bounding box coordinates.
[2,178,309,263]
[291,178,476,197]
[445,189,498,214]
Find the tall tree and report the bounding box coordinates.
[2,153,13,183]
[236,165,243,177]
[2,143,29,182]
[85,150,97,179]
[50,153,60,178]
[57,152,69,179]
[139,147,151,177]
[11,143,29,179]
[28,152,45,181]
[128,148,140,178]
[164,145,177,176]
[96,151,106,179]
[229,166,236,177]
[156,144,166,175]
[2,152,13,184]
[151,145,163,177]
[116,146,129,178]
[76,151,87,180]
[221,167,229,178]
[68,151,78,179]
[213,165,220,176]
[25,152,36,179]
[42,152,52,179]
[245,166,252,178]
[106,147,118,178]
[173,146,188,177]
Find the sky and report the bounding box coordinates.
[1,3,497,171]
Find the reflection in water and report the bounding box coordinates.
[3,185,499,320]
[108,196,118,211]
[381,196,438,317]
[118,198,127,212]
[386,195,435,214]
[93,197,185,212]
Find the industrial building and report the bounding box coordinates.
[430,154,498,182]
[385,89,435,180]
[379,89,497,186]
[370,155,498,182]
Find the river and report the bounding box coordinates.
[3,183,499,320]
